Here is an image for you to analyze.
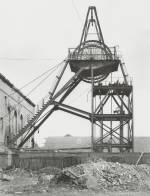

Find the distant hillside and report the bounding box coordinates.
[43,136,150,152]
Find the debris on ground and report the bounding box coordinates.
[1,160,150,195]
[0,168,14,181]
[52,165,87,189]
[37,166,61,184]
[51,160,150,191]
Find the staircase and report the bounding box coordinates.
[9,64,83,147]
[10,93,52,144]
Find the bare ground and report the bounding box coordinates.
[1,162,150,196]
[1,189,150,196]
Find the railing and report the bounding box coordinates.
[68,46,119,61]
[98,77,133,86]
[22,63,67,128]
[11,61,69,144]
[21,93,50,128]
[34,93,50,113]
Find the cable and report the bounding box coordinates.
[1,64,60,120]
[18,65,60,90]
[2,71,54,120]
[25,67,58,97]
[7,60,65,98]
[1,60,65,120]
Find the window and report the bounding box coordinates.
[20,114,24,141]
[7,106,11,133]
[0,117,3,133]
[20,114,23,129]
[14,111,17,134]
[4,96,7,105]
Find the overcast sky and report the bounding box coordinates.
[0,0,150,145]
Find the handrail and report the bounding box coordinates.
[68,46,119,60]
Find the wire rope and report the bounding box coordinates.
[1,60,65,120]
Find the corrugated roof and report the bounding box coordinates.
[0,73,35,107]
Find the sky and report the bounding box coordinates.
[0,0,150,146]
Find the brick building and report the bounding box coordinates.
[0,73,35,149]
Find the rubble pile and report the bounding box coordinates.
[38,166,61,185]
[52,165,87,188]
[5,168,32,177]
[53,160,150,191]
[1,160,150,194]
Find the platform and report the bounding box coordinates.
[93,143,132,149]
[93,113,132,121]
[93,84,133,96]
[68,46,120,80]
[69,59,120,78]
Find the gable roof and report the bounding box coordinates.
[0,73,35,107]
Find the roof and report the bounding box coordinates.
[43,136,150,152]
[0,73,35,107]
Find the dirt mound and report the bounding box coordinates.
[1,160,150,194]
[52,160,150,191]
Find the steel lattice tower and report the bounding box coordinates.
[68,6,133,152]
[9,6,134,152]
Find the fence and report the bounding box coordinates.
[10,151,150,170]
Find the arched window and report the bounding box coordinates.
[0,117,3,134]
[7,106,11,133]
[20,114,23,129]
[7,106,11,113]
[14,111,17,134]
[4,96,7,105]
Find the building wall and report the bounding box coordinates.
[0,78,35,148]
